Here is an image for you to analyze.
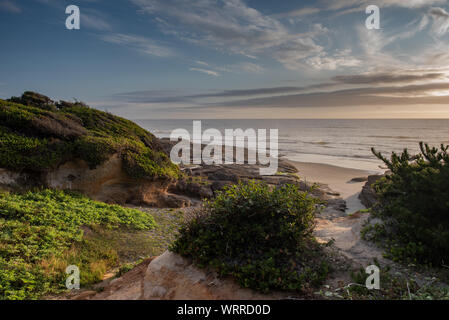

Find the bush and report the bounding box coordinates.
[364,143,449,266]
[170,181,329,293]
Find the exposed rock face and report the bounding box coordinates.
[65,252,291,300]
[358,174,384,208]
[0,154,179,207]
[45,154,191,206]
[0,169,23,187]
[142,251,288,300]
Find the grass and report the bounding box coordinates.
[0,189,156,300]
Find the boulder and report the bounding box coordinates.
[169,180,213,200]
[142,251,288,300]
[359,174,384,208]
[158,194,192,208]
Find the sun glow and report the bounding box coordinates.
[430,90,449,97]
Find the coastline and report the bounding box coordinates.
[286,160,378,214]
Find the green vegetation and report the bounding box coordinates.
[171,181,330,293]
[362,143,449,266]
[0,189,155,300]
[338,264,448,300]
[0,91,180,180]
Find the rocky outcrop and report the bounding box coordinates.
[143,251,289,300]
[0,154,181,207]
[65,251,292,300]
[358,174,384,208]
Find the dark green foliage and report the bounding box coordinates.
[0,189,155,300]
[0,92,180,179]
[364,143,449,266]
[171,181,329,293]
[8,91,56,111]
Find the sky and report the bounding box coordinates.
[1,0,449,119]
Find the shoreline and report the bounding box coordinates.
[286,160,378,214]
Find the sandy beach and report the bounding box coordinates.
[288,160,376,213]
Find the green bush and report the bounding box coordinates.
[170,181,329,293]
[364,143,449,266]
[0,189,156,300]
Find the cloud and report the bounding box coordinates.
[239,62,264,73]
[111,68,449,105]
[112,89,196,103]
[110,82,340,104]
[100,33,174,57]
[194,60,209,66]
[189,68,220,77]
[306,49,361,70]
[324,0,447,11]
[130,0,330,70]
[0,1,21,13]
[332,72,446,84]
[81,10,112,31]
[203,82,449,109]
[272,7,320,19]
[428,7,449,35]
[215,62,264,73]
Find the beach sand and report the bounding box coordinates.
[288,161,374,214]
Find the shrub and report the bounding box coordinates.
[170,181,329,293]
[364,143,449,266]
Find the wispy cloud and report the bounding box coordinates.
[306,49,361,70]
[204,82,449,109]
[189,68,220,77]
[0,1,21,13]
[332,72,446,84]
[130,0,332,70]
[109,69,449,107]
[324,0,447,11]
[100,33,174,57]
[428,6,449,35]
[194,60,209,66]
[272,7,320,19]
[81,10,113,31]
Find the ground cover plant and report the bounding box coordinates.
[0,189,155,300]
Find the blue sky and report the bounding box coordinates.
[1,0,449,118]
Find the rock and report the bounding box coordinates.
[169,180,213,200]
[208,170,239,182]
[348,176,368,183]
[327,199,347,212]
[277,160,298,173]
[210,180,233,193]
[72,291,97,300]
[0,153,184,208]
[158,194,192,208]
[359,174,384,208]
[142,251,288,300]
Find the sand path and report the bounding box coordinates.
[289,161,387,269]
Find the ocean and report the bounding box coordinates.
[135,119,449,173]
